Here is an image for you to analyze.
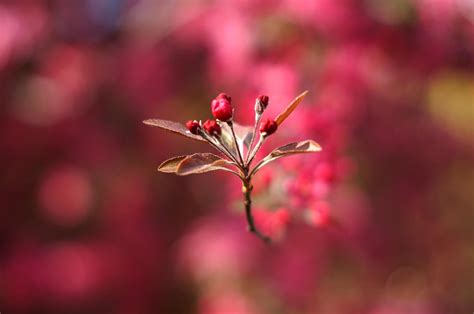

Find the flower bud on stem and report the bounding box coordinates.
[254,95,269,115]
[247,95,269,163]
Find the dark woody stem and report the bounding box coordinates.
[242,177,271,243]
[227,121,245,166]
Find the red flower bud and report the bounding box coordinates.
[203,119,221,136]
[211,98,233,121]
[257,95,269,109]
[259,119,278,135]
[185,120,201,134]
[216,92,231,102]
[255,94,269,114]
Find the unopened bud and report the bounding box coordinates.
[216,92,232,102]
[203,119,221,136]
[259,119,278,135]
[255,95,269,114]
[185,120,201,134]
[211,97,233,121]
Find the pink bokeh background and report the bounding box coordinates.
[0,1,473,313]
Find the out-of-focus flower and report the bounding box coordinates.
[198,290,258,314]
[38,165,93,227]
[253,207,290,239]
[0,4,48,70]
[305,201,330,227]
[178,218,258,282]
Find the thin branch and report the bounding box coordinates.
[242,181,271,243]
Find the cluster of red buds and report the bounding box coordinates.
[144,91,321,242]
[185,93,277,143]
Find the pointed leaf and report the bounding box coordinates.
[233,122,254,152]
[251,140,321,175]
[218,122,238,155]
[176,153,236,176]
[218,122,254,159]
[275,91,308,126]
[268,140,321,158]
[234,122,253,148]
[143,119,207,142]
[157,155,188,173]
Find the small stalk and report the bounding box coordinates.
[228,120,245,166]
[245,112,262,164]
[199,130,240,165]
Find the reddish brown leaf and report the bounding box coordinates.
[268,140,321,157]
[251,140,321,175]
[233,122,254,151]
[275,91,308,126]
[157,155,188,173]
[176,153,236,176]
[143,119,207,142]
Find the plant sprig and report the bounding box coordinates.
[144,91,321,243]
